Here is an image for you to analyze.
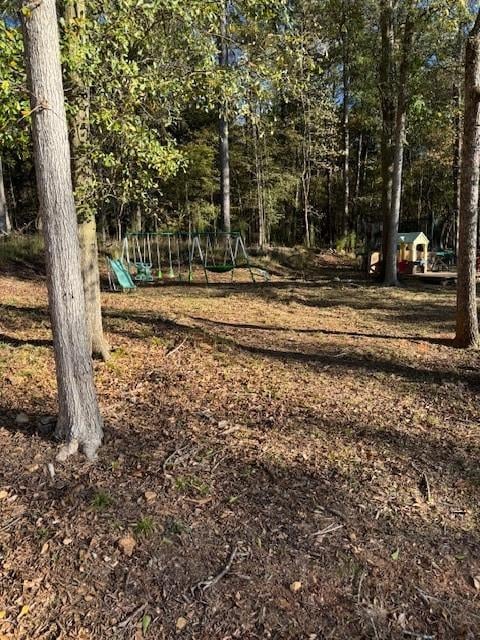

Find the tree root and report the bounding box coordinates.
[56,438,79,462]
[56,436,101,462]
[191,545,238,596]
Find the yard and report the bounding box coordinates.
[0,263,479,639]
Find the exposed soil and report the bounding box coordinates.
[0,260,479,639]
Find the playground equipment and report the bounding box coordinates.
[397,231,429,273]
[121,232,182,282]
[429,249,455,272]
[191,231,257,283]
[367,231,430,276]
[107,257,136,292]
[108,230,265,290]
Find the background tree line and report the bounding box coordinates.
[1,0,476,251]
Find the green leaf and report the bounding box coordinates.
[141,613,151,636]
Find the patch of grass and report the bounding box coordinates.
[174,474,210,496]
[0,234,44,266]
[134,516,155,537]
[110,459,122,472]
[35,527,51,542]
[91,490,114,511]
[163,517,190,537]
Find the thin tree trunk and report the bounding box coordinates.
[341,3,350,238]
[327,167,333,246]
[0,157,11,235]
[65,0,109,360]
[133,205,142,232]
[301,106,312,248]
[379,0,395,277]
[453,44,463,257]
[456,12,480,348]
[417,173,423,226]
[353,132,363,233]
[218,1,231,233]
[252,119,265,247]
[384,14,414,286]
[21,0,103,459]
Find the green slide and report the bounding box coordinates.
[107,258,136,291]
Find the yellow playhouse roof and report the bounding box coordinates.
[397,231,429,244]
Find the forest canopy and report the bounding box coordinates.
[1,0,476,249]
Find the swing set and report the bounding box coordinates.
[107,231,266,290]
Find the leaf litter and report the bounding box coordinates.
[0,263,479,639]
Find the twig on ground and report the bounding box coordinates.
[117,603,147,629]
[191,545,238,596]
[311,523,344,538]
[415,587,443,604]
[403,632,435,640]
[0,516,21,532]
[165,338,187,358]
[162,444,189,478]
[420,472,432,503]
[411,462,433,503]
[357,569,367,603]
[369,616,380,640]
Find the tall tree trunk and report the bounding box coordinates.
[456,12,480,348]
[21,0,103,460]
[132,205,142,232]
[384,14,414,286]
[0,156,11,235]
[251,117,266,247]
[218,1,231,233]
[65,0,109,360]
[302,173,311,248]
[353,132,363,233]
[327,167,333,246]
[453,28,464,257]
[379,0,395,277]
[341,3,350,238]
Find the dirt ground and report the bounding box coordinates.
[0,261,479,639]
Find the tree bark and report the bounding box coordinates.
[65,0,109,361]
[453,26,464,257]
[0,157,11,235]
[218,1,231,233]
[327,167,333,246]
[456,12,480,348]
[384,14,414,286]
[21,0,103,460]
[353,132,363,233]
[252,120,266,248]
[341,2,350,238]
[379,0,395,277]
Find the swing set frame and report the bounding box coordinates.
[116,230,261,287]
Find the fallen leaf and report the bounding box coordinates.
[144,491,157,503]
[0,611,6,619]
[176,616,188,631]
[277,597,293,611]
[391,548,400,561]
[473,575,480,590]
[142,613,151,636]
[17,605,29,619]
[118,535,136,557]
[289,581,302,593]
